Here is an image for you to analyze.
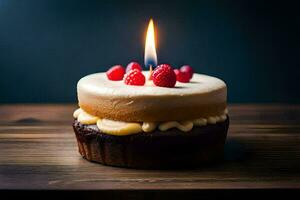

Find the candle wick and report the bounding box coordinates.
[149,65,153,80]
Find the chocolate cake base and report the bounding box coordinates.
[73,117,229,169]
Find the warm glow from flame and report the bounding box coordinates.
[144,19,157,67]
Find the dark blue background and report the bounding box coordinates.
[0,0,299,103]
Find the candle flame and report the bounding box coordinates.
[144,19,157,67]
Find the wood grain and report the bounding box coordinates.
[0,104,299,190]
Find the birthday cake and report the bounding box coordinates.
[73,63,229,168]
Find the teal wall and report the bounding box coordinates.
[0,0,299,103]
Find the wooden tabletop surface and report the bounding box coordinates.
[0,104,299,191]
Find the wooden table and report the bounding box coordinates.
[0,104,299,198]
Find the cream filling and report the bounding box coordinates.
[97,119,142,136]
[73,108,228,136]
[159,121,194,132]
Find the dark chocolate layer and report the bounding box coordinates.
[73,117,229,169]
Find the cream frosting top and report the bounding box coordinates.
[78,71,226,100]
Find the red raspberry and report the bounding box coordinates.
[174,69,190,83]
[106,65,125,81]
[126,62,142,73]
[124,69,145,86]
[152,64,176,88]
[180,65,194,79]
[174,69,180,76]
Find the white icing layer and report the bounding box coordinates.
[78,71,226,97]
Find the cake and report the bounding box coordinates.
[72,66,229,169]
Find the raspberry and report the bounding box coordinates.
[124,69,145,86]
[180,65,194,79]
[106,65,125,81]
[174,69,180,76]
[152,64,176,88]
[174,69,190,83]
[126,62,142,73]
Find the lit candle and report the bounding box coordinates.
[144,19,157,79]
